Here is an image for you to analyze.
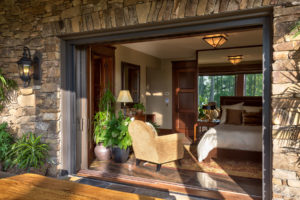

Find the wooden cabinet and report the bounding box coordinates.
[134,114,155,123]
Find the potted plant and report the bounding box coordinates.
[7,132,49,175]
[93,87,116,161]
[133,103,145,115]
[100,111,132,163]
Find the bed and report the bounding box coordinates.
[197,96,263,162]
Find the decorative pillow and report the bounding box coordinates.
[220,102,244,124]
[225,109,243,125]
[243,106,262,113]
[242,111,262,126]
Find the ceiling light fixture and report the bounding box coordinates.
[228,55,243,65]
[202,34,228,48]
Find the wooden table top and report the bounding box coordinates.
[0,173,163,200]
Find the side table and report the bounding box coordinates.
[193,120,220,142]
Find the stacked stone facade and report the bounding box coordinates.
[0,0,299,199]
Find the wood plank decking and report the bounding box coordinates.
[0,173,162,200]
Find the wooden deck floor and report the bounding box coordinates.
[78,159,262,200]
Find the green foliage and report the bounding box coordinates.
[94,111,111,144]
[292,20,300,38]
[0,123,14,163]
[99,111,132,150]
[198,74,263,107]
[198,75,235,107]
[244,74,263,96]
[99,88,116,114]
[0,69,17,111]
[198,96,208,119]
[133,103,145,112]
[94,87,116,144]
[8,132,49,170]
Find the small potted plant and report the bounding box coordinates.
[133,103,145,115]
[94,88,116,161]
[101,111,132,163]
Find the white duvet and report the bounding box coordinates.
[197,124,262,162]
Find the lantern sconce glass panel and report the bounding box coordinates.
[17,46,41,87]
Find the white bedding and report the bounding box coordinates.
[197,124,262,162]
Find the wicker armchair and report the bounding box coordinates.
[128,120,189,171]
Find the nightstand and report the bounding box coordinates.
[193,120,220,142]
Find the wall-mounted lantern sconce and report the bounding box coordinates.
[17,46,41,87]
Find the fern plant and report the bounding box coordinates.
[0,69,17,111]
[0,123,14,167]
[8,132,49,170]
[94,87,116,145]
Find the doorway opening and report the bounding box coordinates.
[61,9,272,200]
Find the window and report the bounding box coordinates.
[244,73,263,96]
[198,75,236,107]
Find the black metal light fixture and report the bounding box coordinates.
[17,46,40,87]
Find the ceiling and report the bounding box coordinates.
[122,29,263,63]
[197,46,262,65]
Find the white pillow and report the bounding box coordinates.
[220,102,244,124]
[243,106,262,113]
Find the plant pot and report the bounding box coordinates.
[111,147,130,163]
[94,143,111,161]
[136,109,143,115]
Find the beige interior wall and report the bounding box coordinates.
[146,59,173,129]
[114,45,160,114]
[115,44,195,130]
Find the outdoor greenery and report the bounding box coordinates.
[198,75,235,107]
[98,111,132,150]
[0,69,17,111]
[7,132,49,170]
[198,74,263,107]
[133,102,145,112]
[0,123,14,167]
[244,74,263,96]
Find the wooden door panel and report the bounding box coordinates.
[177,112,195,130]
[178,71,195,89]
[173,61,197,138]
[178,93,195,110]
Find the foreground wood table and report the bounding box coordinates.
[0,173,162,200]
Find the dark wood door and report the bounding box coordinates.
[87,45,115,165]
[173,61,198,138]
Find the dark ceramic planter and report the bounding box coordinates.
[112,147,130,163]
[94,143,111,161]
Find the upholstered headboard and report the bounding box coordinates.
[220,96,262,107]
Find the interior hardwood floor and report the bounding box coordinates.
[78,157,262,200]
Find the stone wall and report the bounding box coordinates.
[0,0,299,199]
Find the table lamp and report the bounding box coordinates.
[117,90,133,116]
[202,104,216,122]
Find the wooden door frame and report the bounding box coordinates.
[60,7,273,200]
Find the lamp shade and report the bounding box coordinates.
[203,34,228,48]
[202,105,216,110]
[117,90,133,103]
